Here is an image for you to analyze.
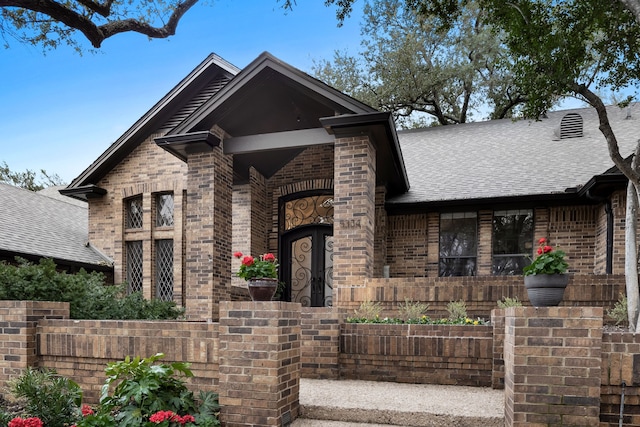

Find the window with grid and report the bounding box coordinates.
[155,239,173,301]
[492,209,533,275]
[126,241,143,294]
[439,212,477,276]
[125,197,143,229]
[156,193,174,227]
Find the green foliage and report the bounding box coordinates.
[9,368,82,427]
[233,252,278,280]
[350,300,383,321]
[0,258,183,320]
[607,293,629,327]
[446,300,468,321]
[497,296,523,308]
[312,0,522,127]
[96,353,219,427]
[397,298,429,322]
[0,161,64,191]
[523,238,568,276]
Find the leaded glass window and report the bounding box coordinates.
[283,195,334,231]
[126,241,143,294]
[155,239,173,301]
[156,193,174,227]
[126,197,143,229]
[492,209,533,275]
[439,212,477,276]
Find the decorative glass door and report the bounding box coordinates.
[281,226,333,307]
[279,193,334,307]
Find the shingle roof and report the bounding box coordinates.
[0,182,112,267]
[389,103,640,205]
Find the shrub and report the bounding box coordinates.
[351,300,383,322]
[497,296,523,308]
[607,293,629,327]
[397,298,429,323]
[8,368,82,427]
[446,300,468,321]
[0,258,183,320]
[96,353,219,427]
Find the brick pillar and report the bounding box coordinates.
[218,301,301,427]
[185,146,233,321]
[491,308,505,389]
[332,135,376,295]
[0,301,69,391]
[504,307,602,427]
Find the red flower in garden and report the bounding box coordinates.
[81,404,94,416]
[9,418,43,427]
[241,256,255,266]
[180,414,196,425]
[233,251,243,258]
[149,410,180,423]
[543,245,553,253]
[538,237,547,245]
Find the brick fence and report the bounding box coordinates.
[2,300,640,426]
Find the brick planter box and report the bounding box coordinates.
[339,323,493,386]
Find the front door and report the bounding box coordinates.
[281,225,333,307]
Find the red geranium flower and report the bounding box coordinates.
[241,256,255,266]
[263,253,275,262]
[233,251,243,258]
[81,404,94,416]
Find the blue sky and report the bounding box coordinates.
[0,1,363,183]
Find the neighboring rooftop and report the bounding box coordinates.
[391,103,640,206]
[0,182,112,269]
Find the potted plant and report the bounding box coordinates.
[523,237,569,307]
[233,251,279,301]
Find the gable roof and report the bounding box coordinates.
[0,182,112,269]
[67,54,240,191]
[389,103,640,209]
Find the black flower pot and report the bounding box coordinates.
[524,274,569,307]
[247,278,278,301]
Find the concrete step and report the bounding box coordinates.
[292,379,504,427]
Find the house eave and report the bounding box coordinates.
[155,131,222,162]
[59,184,107,202]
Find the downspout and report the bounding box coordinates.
[586,190,614,274]
[619,380,626,427]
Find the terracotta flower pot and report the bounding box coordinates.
[247,278,278,301]
[524,274,569,307]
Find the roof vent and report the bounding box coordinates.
[558,113,583,139]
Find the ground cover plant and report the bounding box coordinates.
[347,299,488,325]
[0,258,183,320]
[0,354,220,427]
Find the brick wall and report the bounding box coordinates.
[340,323,493,386]
[334,274,625,319]
[300,307,346,379]
[601,332,640,426]
[38,318,219,403]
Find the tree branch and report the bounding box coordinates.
[0,0,198,47]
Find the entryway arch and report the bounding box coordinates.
[279,192,333,307]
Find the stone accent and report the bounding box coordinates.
[504,307,603,427]
[218,301,300,427]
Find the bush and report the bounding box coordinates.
[91,353,219,427]
[351,300,383,322]
[497,296,523,308]
[607,293,629,327]
[446,300,468,321]
[8,368,82,427]
[397,298,429,323]
[0,258,183,320]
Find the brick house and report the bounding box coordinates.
[61,52,637,320]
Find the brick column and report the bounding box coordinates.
[491,308,505,389]
[218,301,301,427]
[332,135,376,293]
[0,301,69,391]
[185,145,233,321]
[504,307,602,427]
